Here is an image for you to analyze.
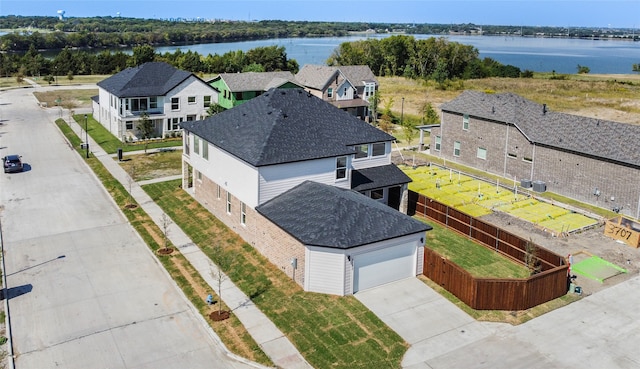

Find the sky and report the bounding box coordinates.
[1,0,640,28]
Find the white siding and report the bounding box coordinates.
[305,247,346,295]
[351,142,392,170]
[189,142,260,207]
[336,81,354,100]
[258,157,351,205]
[416,246,425,275]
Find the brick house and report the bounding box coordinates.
[431,90,640,219]
[181,88,430,295]
[93,62,218,141]
[295,65,378,121]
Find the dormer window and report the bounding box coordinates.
[463,114,470,130]
[327,88,333,98]
[372,142,385,156]
[355,144,368,159]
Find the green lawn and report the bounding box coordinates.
[421,219,531,279]
[143,180,408,369]
[73,114,182,154]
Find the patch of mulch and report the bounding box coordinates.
[209,310,230,321]
[156,247,174,255]
[124,203,138,209]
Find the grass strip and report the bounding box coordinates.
[55,118,272,366]
[143,180,408,369]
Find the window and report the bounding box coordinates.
[171,97,180,110]
[235,92,243,100]
[370,189,384,200]
[372,142,385,157]
[130,97,148,112]
[216,184,221,199]
[240,202,246,225]
[194,136,200,155]
[463,114,469,130]
[204,95,211,107]
[168,117,182,130]
[226,192,232,214]
[477,147,487,160]
[149,97,158,109]
[186,115,196,121]
[327,88,333,98]
[196,170,202,182]
[354,144,368,159]
[126,121,133,130]
[454,141,461,157]
[336,156,347,180]
[188,96,196,104]
[434,136,441,151]
[202,140,208,160]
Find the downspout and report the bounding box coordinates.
[530,143,536,181]
[503,124,510,178]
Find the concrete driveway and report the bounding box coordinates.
[357,275,640,369]
[0,86,255,368]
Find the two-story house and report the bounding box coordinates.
[208,71,303,110]
[295,65,378,121]
[181,88,430,295]
[432,90,640,219]
[93,62,218,141]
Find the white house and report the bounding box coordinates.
[181,88,430,295]
[93,62,218,141]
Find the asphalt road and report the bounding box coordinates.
[0,86,254,368]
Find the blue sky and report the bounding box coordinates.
[2,0,639,28]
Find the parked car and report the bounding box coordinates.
[3,154,23,173]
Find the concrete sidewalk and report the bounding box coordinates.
[64,116,312,369]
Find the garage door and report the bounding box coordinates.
[353,243,415,292]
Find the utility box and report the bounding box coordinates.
[520,179,532,188]
[117,148,123,161]
[532,180,546,192]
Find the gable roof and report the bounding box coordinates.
[295,65,342,90]
[338,65,378,88]
[440,90,640,167]
[181,88,394,167]
[256,181,430,249]
[211,71,301,92]
[97,62,196,97]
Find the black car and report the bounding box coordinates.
[3,154,23,173]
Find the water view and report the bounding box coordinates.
[154,34,640,74]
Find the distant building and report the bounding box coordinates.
[208,71,302,109]
[431,90,640,219]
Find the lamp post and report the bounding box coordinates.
[84,114,89,158]
[400,97,405,126]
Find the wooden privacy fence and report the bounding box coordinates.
[410,190,569,310]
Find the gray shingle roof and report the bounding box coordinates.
[96,62,195,97]
[295,65,341,90]
[440,90,640,167]
[338,65,378,88]
[256,181,431,249]
[181,88,394,167]
[213,71,300,92]
[351,165,412,192]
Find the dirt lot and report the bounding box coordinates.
[393,152,640,297]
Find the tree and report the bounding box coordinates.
[210,245,234,317]
[66,70,74,83]
[369,90,381,124]
[136,111,154,153]
[159,213,172,253]
[130,45,156,66]
[206,103,226,117]
[401,119,418,147]
[421,102,439,124]
[577,64,590,74]
[632,63,639,73]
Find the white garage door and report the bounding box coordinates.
[353,242,415,293]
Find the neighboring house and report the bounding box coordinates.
[181,88,430,295]
[295,65,378,121]
[209,71,303,110]
[432,90,640,219]
[93,62,218,141]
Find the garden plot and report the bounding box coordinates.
[403,165,598,234]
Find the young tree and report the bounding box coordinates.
[126,163,136,207]
[66,70,74,84]
[401,119,418,147]
[159,213,172,253]
[577,64,590,74]
[206,103,226,117]
[210,245,234,316]
[421,102,439,124]
[369,90,381,124]
[136,111,154,153]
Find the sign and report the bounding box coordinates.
[604,216,640,248]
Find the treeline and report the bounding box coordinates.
[0,44,299,79]
[0,16,382,51]
[328,35,523,80]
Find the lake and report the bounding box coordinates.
[154,34,640,74]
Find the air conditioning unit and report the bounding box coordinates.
[520,179,532,188]
[532,180,546,192]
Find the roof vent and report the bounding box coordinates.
[491,106,495,114]
[543,104,547,114]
